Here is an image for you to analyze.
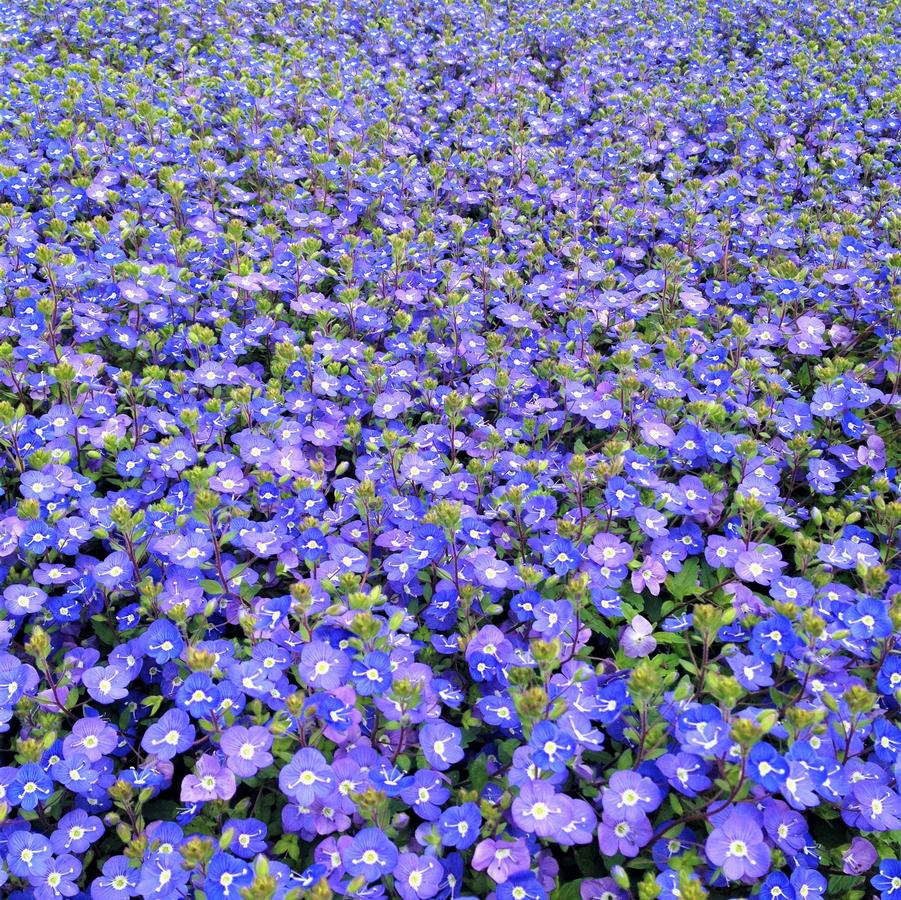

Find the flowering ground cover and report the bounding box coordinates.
[0,0,900,897]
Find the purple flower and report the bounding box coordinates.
[558,798,598,847]
[705,535,743,568]
[631,557,666,596]
[807,459,840,494]
[298,641,350,690]
[279,748,335,805]
[656,752,711,798]
[170,532,213,568]
[4,584,47,615]
[588,533,633,568]
[399,770,449,821]
[852,782,901,831]
[469,550,516,589]
[706,809,772,881]
[581,879,628,900]
[533,599,575,639]
[0,5,897,896]
[92,551,134,589]
[602,770,662,822]
[511,781,569,838]
[220,725,274,777]
[843,837,878,875]
[734,545,785,586]
[33,853,81,899]
[52,752,99,794]
[859,434,886,470]
[142,709,195,760]
[394,852,443,900]
[51,810,103,854]
[82,665,131,704]
[810,384,847,418]
[137,851,190,898]
[471,838,530,883]
[180,754,237,802]
[763,800,808,853]
[373,391,411,419]
[621,615,657,657]
[420,722,464,771]
[597,810,653,857]
[727,652,774,690]
[635,507,668,538]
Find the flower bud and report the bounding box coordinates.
[310,878,333,900]
[730,717,762,749]
[637,870,661,900]
[25,625,50,662]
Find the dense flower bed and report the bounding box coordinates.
[0,0,900,897]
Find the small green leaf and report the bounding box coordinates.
[553,880,583,900]
[666,558,700,601]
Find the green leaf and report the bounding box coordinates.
[90,615,118,645]
[498,738,519,764]
[553,880,583,900]
[227,560,250,580]
[828,876,862,895]
[654,633,687,647]
[666,558,700,601]
[142,695,163,715]
[573,843,605,876]
[469,754,490,793]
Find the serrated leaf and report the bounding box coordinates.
[666,558,700,601]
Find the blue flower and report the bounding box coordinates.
[844,598,893,640]
[873,860,901,899]
[748,743,789,792]
[204,853,253,900]
[9,763,53,811]
[496,872,547,900]
[351,651,392,696]
[51,752,99,794]
[176,672,220,718]
[419,722,464,772]
[342,828,398,882]
[438,803,481,850]
[6,830,51,878]
[140,619,184,663]
[141,708,195,760]
[528,721,575,772]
